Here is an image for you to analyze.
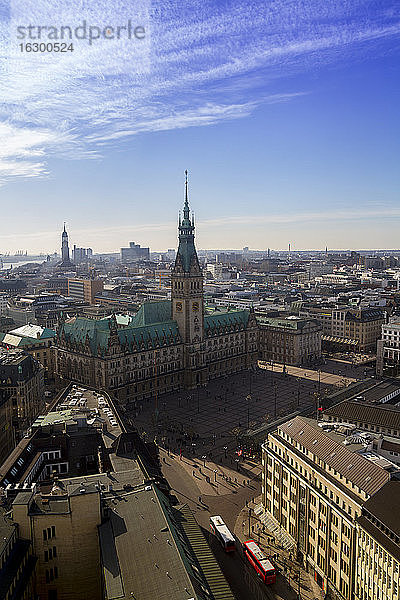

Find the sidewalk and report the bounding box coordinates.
[234,496,324,600]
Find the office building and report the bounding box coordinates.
[72,246,93,264]
[4,384,234,600]
[261,415,398,599]
[376,317,400,376]
[0,349,45,447]
[355,481,400,600]
[120,242,150,263]
[67,278,104,304]
[258,315,322,366]
[0,293,8,316]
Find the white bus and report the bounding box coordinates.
[210,515,236,552]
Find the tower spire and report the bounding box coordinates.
[183,169,190,222]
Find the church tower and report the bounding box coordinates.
[61,223,71,265]
[171,171,205,386]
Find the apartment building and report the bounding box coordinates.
[261,416,395,599]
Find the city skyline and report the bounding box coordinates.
[0,1,399,252]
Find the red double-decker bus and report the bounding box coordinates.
[243,540,276,584]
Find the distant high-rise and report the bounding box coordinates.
[72,245,93,264]
[120,241,150,263]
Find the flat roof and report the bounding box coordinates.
[99,485,198,600]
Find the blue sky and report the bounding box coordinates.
[0,0,399,253]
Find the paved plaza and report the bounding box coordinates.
[128,360,366,599]
[133,359,363,459]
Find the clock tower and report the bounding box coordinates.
[171,171,205,386]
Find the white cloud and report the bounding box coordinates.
[0,0,399,184]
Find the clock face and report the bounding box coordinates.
[176,302,183,312]
[192,301,199,312]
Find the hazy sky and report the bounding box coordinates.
[0,0,399,254]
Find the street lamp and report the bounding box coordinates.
[202,455,206,467]
[246,394,251,429]
[235,458,240,471]
[223,445,227,459]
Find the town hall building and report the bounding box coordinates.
[54,173,259,403]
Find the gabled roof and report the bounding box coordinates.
[130,300,172,327]
[278,416,391,497]
[0,333,30,347]
[358,481,400,562]
[324,401,400,431]
[60,317,111,355]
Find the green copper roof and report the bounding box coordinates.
[59,309,180,356]
[173,171,201,274]
[130,300,172,326]
[204,309,249,334]
[118,321,180,352]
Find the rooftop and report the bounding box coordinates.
[278,416,391,497]
[10,324,56,339]
[324,400,400,431]
[358,481,400,562]
[99,484,198,600]
[256,314,320,330]
[0,348,27,366]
